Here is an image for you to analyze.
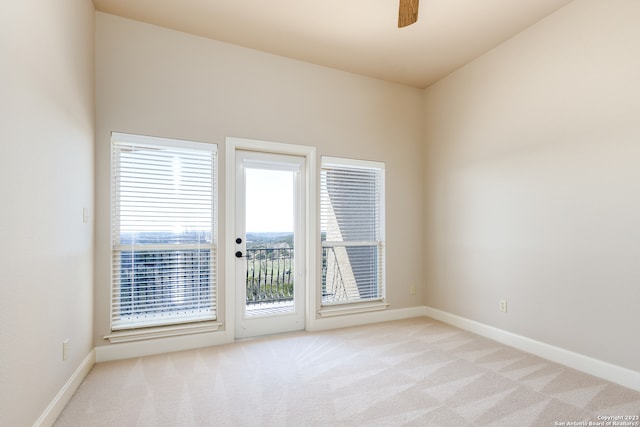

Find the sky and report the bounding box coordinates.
[244,167,294,233]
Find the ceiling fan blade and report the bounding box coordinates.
[398,0,419,28]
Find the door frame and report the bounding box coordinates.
[225,137,316,342]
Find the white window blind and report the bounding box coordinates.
[320,157,385,305]
[111,133,217,330]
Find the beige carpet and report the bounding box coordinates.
[55,318,640,426]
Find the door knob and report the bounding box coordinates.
[235,238,242,244]
[235,251,244,258]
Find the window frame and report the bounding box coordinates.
[109,132,218,333]
[320,156,386,309]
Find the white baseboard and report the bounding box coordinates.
[95,329,229,362]
[34,349,96,427]
[422,306,640,392]
[308,306,426,332]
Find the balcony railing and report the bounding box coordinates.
[245,247,294,305]
[244,246,371,306]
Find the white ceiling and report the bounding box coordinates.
[92,0,574,88]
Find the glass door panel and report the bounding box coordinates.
[234,151,305,338]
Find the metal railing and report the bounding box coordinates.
[321,245,381,304]
[321,246,347,303]
[245,247,294,305]
[244,246,368,306]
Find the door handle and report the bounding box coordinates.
[235,251,244,258]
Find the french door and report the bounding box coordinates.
[234,150,306,338]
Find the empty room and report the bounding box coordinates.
[1,0,639,425]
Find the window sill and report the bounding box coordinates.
[318,301,389,318]
[104,321,222,343]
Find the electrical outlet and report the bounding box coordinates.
[62,339,70,361]
[499,299,507,313]
[410,285,416,295]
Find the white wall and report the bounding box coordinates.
[94,13,425,347]
[424,0,640,372]
[0,0,95,425]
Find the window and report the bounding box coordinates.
[320,157,385,306]
[111,133,217,330]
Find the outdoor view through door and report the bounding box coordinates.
[235,151,305,338]
[245,167,295,316]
